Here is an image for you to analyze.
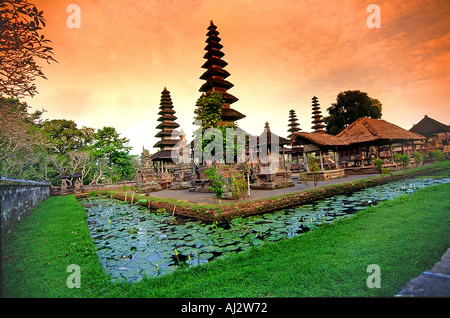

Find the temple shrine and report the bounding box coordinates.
[151,87,181,171]
[199,21,246,126]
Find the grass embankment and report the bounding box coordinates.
[2,181,449,297]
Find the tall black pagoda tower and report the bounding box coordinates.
[199,20,245,125]
[151,87,181,168]
[311,96,325,132]
[287,109,301,139]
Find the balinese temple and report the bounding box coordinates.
[151,87,181,170]
[250,122,294,190]
[409,115,450,153]
[286,109,303,170]
[290,96,347,180]
[311,96,326,132]
[287,109,301,139]
[199,21,245,126]
[337,117,426,170]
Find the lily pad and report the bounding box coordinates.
[198,252,214,260]
[251,238,264,246]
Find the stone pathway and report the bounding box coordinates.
[146,174,374,204]
[396,248,450,297]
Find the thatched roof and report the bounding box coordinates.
[409,115,450,138]
[150,150,174,161]
[291,131,348,149]
[337,118,426,145]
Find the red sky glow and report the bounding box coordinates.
[24,0,450,154]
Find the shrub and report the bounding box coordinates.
[382,168,391,175]
[413,152,423,165]
[231,173,247,201]
[308,154,320,187]
[299,173,309,187]
[393,153,402,164]
[205,166,225,202]
[428,150,444,161]
[373,158,383,173]
[401,154,410,169]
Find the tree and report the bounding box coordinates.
[0,97,48,178]
[324,90,382,135]
[193,92,246,163]
[0,0,56,98]
[193,92,224,130]
[90,127,135,180]
[41,119,94,154]
[308,154,320,187]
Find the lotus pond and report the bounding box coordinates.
[80,177,450,282]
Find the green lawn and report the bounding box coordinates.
[2,182,449,297]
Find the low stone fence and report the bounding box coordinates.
[51,181,140,196]
[1,178,51,235]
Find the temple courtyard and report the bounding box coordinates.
[142,173,374,204]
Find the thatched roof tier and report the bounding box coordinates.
[158,108,175,115]
[199,77,234,91]
[153,139,180,149]
[337,117,426,145]
[409,115,450,138]
[221,107,246,122]
[199,66,230,80]
[205,41,223,51]
[155,129,178,138]
[201,57,228,69]
[150,149,174,160]
[156,121,179,129]
[292,131,348,150]
[203,50,225,59]
[157,113,177,122]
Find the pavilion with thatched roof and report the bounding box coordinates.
[290,131,348,178]
[336,117,426,167]
[289,96,348,180]
[409,115,450,153]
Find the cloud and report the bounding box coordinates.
[26,0,450,154]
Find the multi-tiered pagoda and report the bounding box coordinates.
[287,109,301,139]
[199,21,245,126]
[151,87,181,169]
[311,96,325,132]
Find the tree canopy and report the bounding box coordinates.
[41,119,94,154]
[324,90,382,135]
[0,0,56,98]
[193,92,225,131]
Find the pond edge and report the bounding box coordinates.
[79,162,449,223]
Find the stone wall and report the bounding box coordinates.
[1,178,51,235]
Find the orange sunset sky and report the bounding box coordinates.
[24,0,450,155]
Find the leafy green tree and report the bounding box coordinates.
[324,90,382,135]
[90,127,135,180]
[204,166,225,203]
[193,92,246,163]
[193,92,224,131]
[308,154,320,187]
[41,119,94,154]
[0,97,48,179]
